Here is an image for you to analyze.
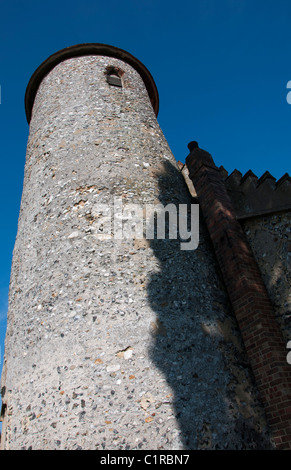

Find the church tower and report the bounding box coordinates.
[0,44,274,450]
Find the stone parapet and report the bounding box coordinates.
[218,166,291,219]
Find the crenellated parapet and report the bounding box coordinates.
[179,158,291,219]
[219,167,291,219]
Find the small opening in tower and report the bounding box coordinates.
[0,402,7,421]
[106,66,123,88]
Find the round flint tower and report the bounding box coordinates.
[1,44,272,450]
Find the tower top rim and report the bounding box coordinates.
[25,43,159,123]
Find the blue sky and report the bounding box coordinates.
[1,0,291,378]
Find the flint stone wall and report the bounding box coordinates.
[242,212,291,343]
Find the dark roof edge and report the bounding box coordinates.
[25,43,159,123]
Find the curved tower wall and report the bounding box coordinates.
[1,45,272,450]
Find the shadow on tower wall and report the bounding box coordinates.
[146,159,274,450]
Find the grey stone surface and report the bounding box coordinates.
[1,54,273,449]
[242,212,291,343]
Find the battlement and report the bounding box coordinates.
[178,160,291,220]
[220,167,291,219]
